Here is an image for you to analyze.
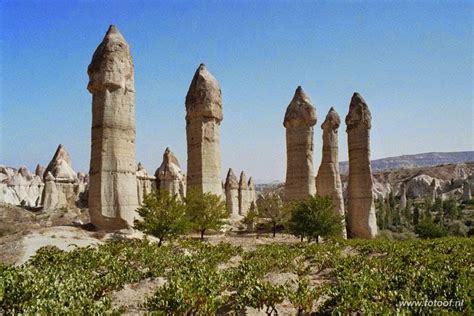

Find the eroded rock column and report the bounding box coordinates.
[225,168,239,217]
[284,86,317,201]
[238,171,250,215]
[316,107,347,238]
[87,25,139,230]
[345,93,378,239]
[155,148,186,199]
[185,64,223,196]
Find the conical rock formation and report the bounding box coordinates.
[225,168,239,217]
[155,148,186,199]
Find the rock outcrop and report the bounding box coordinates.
[464,179,472,200]
[185,64,223,196]
[224,168,239,217]
[283,86,317,201]
[0,166,43,207]
[155,148,186,199]
[345,93,378,239]
[239,171,251,216]
[136,163,156,204]
[248,177,257,210]
[399,182,407,211]
[87,25,139,230]
[41,145,79,210]
[315,107,346,238]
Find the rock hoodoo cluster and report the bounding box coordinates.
[87,25,139,230]
[155,148,186,199]
[136,163,155,205]
[283,86,317,201]
[224,169,239,217]
[185,64,223,196]
[316,108,347,238]
[345,93,378,239]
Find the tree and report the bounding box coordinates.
[134,191,189,246]
[288,195,344,243]
[242,202,258,231]
[415,217,448,239]
[185,190,229,240]
[256,193,289,237]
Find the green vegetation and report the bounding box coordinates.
[256,193,290,237]
[185,191,229,240]
[134,191,189,246]
[288,195,344,242]
[1,237,472,314]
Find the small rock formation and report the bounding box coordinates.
[136,163,156,204]
[35,164,45,179]
[283,86,317,201]
[155,148,186,199]
[345,93,378,239]
[238,171,251,216]
[315,107,347,238]
[399,182,407,211]
[430,179,437,202]
[87,25,139,230]
[466,176,474,200]
[248,177,257,209]
[41,145,79,210]
[224,168,239,217]
[185,64,223,196]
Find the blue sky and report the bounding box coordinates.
[1,0,473,182]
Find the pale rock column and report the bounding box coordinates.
[185,64,223,196]
[399,182,407,211]
[136,163,156,204]
[238,171,251,215]
[155,148,186,199]
[225,168,239,217]
[87,25,139,230]
[284,86,317,201]
[248,177,257,208]
[430,179,437,202]
[35,164,45,179]
[345,93,378,239]
[316,107,347,238]
[463,180,472,201]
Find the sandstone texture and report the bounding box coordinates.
[155,148,186,199]
[248,177,257,210]
[283,86,317,201]
[41,145,79,211]
[185,64,223,196]
[238,171,251,216]
[87,25,139,230]
[136,163,156,204]
[315,107,346,238]
[225,168,240,217]
[345,93,378,239]
[0,166,43,207]
[399,182,407,211]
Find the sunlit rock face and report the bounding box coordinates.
[185,64,223,196]
[87,25,139,230]
[155,148,186,199]
[136,162,156,204]
[284,86,317,201]
[345,93,378,239]
[316,107,347,238]
[0,166,43,207]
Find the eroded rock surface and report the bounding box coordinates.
[225,168,239,217]
[283,86,317,201]
[155,148,186,199]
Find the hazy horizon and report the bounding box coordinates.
[1,1,473,182]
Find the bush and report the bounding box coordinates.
[256,193,290,237]
[288,195,344,243]
[415,218,448,239]
[185,191,229,239]
[134,191,189,246]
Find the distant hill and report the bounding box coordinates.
[339,151,474,174]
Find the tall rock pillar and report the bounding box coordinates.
[238,171,250,215]
[87,25,139,230]
[185,64,223,196]
[345,93,378,239]
[284,86,317,201]
[316,107,347,238]
[225,168,239,217]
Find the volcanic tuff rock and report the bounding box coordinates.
[136,163,156,204]
[185,64,223,196]
[41,145,79,210]
[248,177,257,209]
[283,86,317,201]
[155,148,186,199]
[225,168,240,217]
[239,171,251,216]
[316,107,346,238]
[345,93,378,239]
[87,25,139,230]
[0,166,43,207]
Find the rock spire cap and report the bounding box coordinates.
[185,64,223,121]
[283,86,317,128]
[239,171,248,189]
[321,107,341,130]
[87,24,133,94]
[345,92,372,130]
[225,168,239,190]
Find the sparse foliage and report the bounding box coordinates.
[256,193,289,237]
